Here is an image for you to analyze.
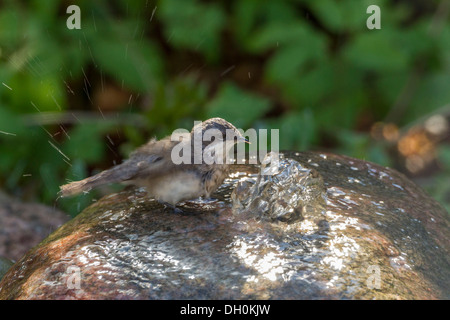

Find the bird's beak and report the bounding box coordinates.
[239,136,250,144]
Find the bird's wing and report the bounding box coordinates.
[59,138,179,197]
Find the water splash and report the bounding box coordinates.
[231,152,327,223]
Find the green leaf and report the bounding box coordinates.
[206,83,271,129]
[306,0,370,32]
[63,123,113,164]
[91,38,163,92]
[6,73,67,113]
[30,0,60,23]
[335,130,371,160]
[265,44,310,83]
[159,0,225,61]
[255,22,327,106]
[408,72,450,123]
[266,109,317,151]
[249,21,309,52]
[39,162,62,202]
[233,0,297,49]
[0,106,27,137]
[0,9,21,48]
[283,61,334,107]
[343,29,410,72]
[367,144,391,167]
[375,72,409,110]
[307,0,344,32]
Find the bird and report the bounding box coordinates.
[59,118,249,209]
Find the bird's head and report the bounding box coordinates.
[191,117,249,148]
[191,118,249,164]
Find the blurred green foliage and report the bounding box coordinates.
[0,0,449,215]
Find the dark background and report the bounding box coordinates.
[0,0,449,216]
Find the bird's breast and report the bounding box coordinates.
[135,171,205,205]
[203,166,230,195]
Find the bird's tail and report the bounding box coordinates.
[59,163,131,197]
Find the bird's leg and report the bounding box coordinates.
[158,200,183,214]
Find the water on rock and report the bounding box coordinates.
[0,152,448,299]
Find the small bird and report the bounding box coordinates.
[59,118,248,208]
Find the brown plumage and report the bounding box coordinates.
[59,118,248,205]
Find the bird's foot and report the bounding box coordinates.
[158,200,183,214]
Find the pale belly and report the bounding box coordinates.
[134,171,204,205]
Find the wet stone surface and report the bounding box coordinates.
[0,151,449,299]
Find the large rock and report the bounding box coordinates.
[0,152,448,299]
